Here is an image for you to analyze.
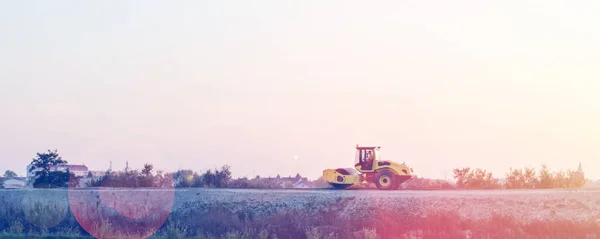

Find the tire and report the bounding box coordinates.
[330,183,352,190]
[375,170,397,190]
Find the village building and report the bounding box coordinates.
[577,162,584,178]
[51,164,89,177]
[3,179,26,189]
[26,163,90,179]
[273,174,311,189]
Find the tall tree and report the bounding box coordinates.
[203,169,215,187]
[216,165,232,188]
[29,149,70,188]
[452,167,471,189]
[30,150,66,175]
[141,163,154,177]
[553,170,567,188]
[469,168,487,189]
[522,167,538,189]
[538,164,554,189]
[505,168,524,189]
[174,169,195,188]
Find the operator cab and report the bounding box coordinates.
[354,145,381,171]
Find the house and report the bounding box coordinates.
[27,163,90,178]
[26,164,42,178]
[292,179,311,189]
[50,164,89,177]
[275,175,311,189]
[3,179,26,189]
[583,179,600,189]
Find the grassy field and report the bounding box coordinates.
[0,188,599,239]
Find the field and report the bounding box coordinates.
[1,188,600,239]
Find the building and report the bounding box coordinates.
[3,179,26,189]
[577,162,584,177]
[26,163,89,178]
[26,164,41,179]
[292,179,311,189]
[51,164,89,177]
[276,175,310,189]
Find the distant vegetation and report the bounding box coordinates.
[397,165,586,190]
[452,165,586,190]
[28,150,73,188]
[20,149,588,190]
[0,170,16,189]
[3,170,17,179]
[87,163,175,188]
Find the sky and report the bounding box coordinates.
[1,0,599,180]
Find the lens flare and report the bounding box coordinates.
[68,173,175,238]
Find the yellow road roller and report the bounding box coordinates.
[322,145,414,190]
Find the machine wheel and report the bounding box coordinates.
[375,170,397,190]
[330,183,352,190]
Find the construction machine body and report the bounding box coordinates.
[323,145,414,190]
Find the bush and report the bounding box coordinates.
[401,177,455,190]
[452,165,586,190]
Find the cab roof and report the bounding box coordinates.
[356,145,381,150]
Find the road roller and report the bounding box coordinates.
[322,145,414,190]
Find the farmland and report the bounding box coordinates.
[1,188,600,238]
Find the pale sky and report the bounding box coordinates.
[1,1,599,180]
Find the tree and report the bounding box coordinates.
[553,170,567,188]
[453,167,471,189]
[468,168,487,189]
[522,167,538,189]
[30,150,66,175]
[215,165,232,188]
[3,170,17,179]
[68,175,82,188]
[229,177,250,188]
[29,149,70,188]
[175,169,195,188]
[133,163,155,187]
[283,181,294,189]
[203,170,215,187]
[505,168,524,189]
[538,164,553,189]
[566,169,586,188]
[483,172,501,189]
[142,163,154,177]
[87,172,109,187]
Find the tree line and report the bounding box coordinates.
[87,163,176,188]
[169,166,233,188]
[401,165,586,190]
[22,149,590,190]
[453,165,586,189]
[25,149,236,188]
